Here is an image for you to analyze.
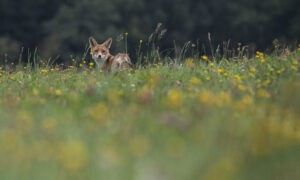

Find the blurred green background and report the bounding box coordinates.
[0,0,299,62]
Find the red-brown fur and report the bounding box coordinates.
[89,37,132,72]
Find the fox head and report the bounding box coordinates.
[89,37,112,61]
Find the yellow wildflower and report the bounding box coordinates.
[40,69,48,73]
[250,68,255,72]
[167,89,182,108]
[140,40,143,44]
[234,75,241,82]
[55,90,62,96]
[292,61,298,65]
[33,89,39,96]
[257,89,270,98]
[59,141,88,171]
[190,77,201,85]
[202,56,208,61]
[238,84,246,91]
[218,69,224,73]
[276,70,281,75]
[210,63,214,67]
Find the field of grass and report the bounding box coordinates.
[0,45,300,180]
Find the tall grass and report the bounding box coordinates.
[0,32,299,180]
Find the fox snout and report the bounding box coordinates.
[93,54,107,60]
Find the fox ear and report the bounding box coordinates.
[89,37,98,48]
[103,38,112,49]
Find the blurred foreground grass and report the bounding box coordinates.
[0,49,300,180]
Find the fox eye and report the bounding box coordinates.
[102,50,105,53]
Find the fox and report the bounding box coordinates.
[89,37,132,72]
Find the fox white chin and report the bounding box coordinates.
[93,57,106,67]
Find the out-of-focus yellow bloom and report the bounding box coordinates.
[202,56,208,61]
[250,68,255,72]
[198,89,216,106]
[238,84,246,91]
[206,77,211,81]
[33,89,39,96]
[88,103,111,126]
[125,32,128,36]
[55,90,62,96]
[210,63,214,67]
[190,77,201,85]
[185,58,194,68]
[140,40,143,44]
[40,69,48,73]
[167,89,182,108]
[257,89,270,98]
[263,80,271,87]
[17,111,34,134]
[58,141,88,171]
[223,72,228,77]
[292,61,298,65]
[276,70,281,75]
[234,75,241,82]
[42,117,56,133]
[218,69,224,73]
[89,62,94,66]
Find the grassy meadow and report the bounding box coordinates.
[0,43,300,180]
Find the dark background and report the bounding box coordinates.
[0,0,299,63]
